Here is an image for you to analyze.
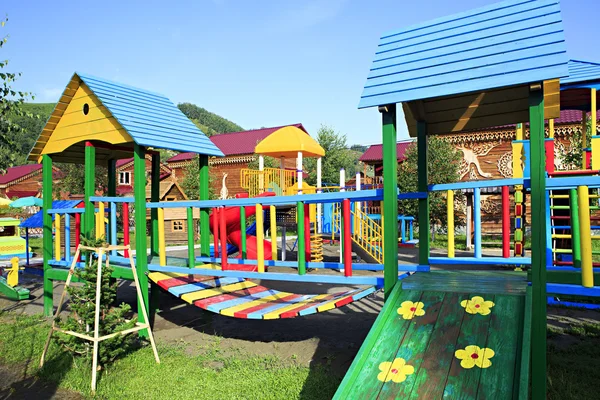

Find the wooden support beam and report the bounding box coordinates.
[382,104,399,299]
[42,154,53,316]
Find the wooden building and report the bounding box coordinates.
[0,164,62,199]
[166,124,305,197]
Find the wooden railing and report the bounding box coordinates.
[240,168,297,197]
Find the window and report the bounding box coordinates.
[172,221,185,232]
[165,196,176,201]
[119,172,131,185]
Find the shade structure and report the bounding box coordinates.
[10,197,43,208]
[254,126,325,158]
[0,197,12,209]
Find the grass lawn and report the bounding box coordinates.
[0,313,339,400]
[1,311,599,399]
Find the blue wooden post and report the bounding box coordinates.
[64,215,71,263]
[25,228,30,266]
[400,218,406,244]
[409,220,414,241]
[110,202,117,256]
[474,188,482,258]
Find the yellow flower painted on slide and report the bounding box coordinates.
[455,345,495,369]
[377,358,415,383]
[460,296,495,315]
[397,301,425,320]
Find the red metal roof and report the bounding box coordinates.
[116,158,133,168]
[0,164,43,185]
[359,141,414,163]
[554,109,599,124]
[167,124,308,162]
[5,190,39,198]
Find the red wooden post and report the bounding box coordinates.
[75,213,81,262]
[220,207,228,270]
[304,203,311,262]
[545,139,555,174]
[342,199,352,276]
[501,186,510,258]
[123,203,130,258]
[212,208,220,258]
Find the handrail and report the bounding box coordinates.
[351,206,384,264]
[47,208,85,214]
[240,168,297,197]
[146,189,384,209]
[429,178,527,191]
[89,196,135,203]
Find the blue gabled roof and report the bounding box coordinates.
[358,0,569,108]
[561,60,600,88]
[20,200,81,229]
[76,73,224,157]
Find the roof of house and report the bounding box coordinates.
[166,124,308,162]
[0,164,42,185]
[5,190,39,199]
[359,141,414,163]
[145,180,187,200]
[358,0,568,108]
[562,60,600,87]
[20,200,82,228]
[29,72,224,162]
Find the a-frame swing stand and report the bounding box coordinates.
[40,245,160,392]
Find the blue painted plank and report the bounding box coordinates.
[208,289,280,313]
[379,0,557,44]
[89,196,135,203]
[429,256,532,265]
[430,178,526,191]
[546,283,600,297]
[373,17,562,69]
[245,294,315,319]
[168,277,244,297]
[546,176,600,189]
[148,264,385,287]
[562,60,600,85]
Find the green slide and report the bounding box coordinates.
[334,271,531,399]
[0,276,30,301]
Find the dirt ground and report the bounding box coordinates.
[1,243,599,399]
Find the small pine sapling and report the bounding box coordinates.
[55,237,136,367]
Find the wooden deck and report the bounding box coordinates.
[334,271,531,399]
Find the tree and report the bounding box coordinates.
[0,17,36,172]
[55,237,136,367]
[55,163,108,197]
[560,115,596,170]
[180,157,215,200]
[397,137,463,238]
[177,103,243,137]
[305,125,356,186]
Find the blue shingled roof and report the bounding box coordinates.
[76,73,224,157]
[20,200,81,229]
[561,60,600,88]
[359,0,569,108]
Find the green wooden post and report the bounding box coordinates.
[417,121,430,268]
[134,144,149,337]
[187,207,195,268]
[84,142,95,239]
[150,153,160,260]
[297,201,306,275]
[199,155,210,257]
[240,206,247,259]
[107,158,116,244]
[42,154,54,316]
[570,188,581,269]
[529,87,547,399]
[381,104,399,299]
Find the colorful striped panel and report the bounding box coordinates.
[148,272,377,320]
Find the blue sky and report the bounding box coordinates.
[2,0,599,145]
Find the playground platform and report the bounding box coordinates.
[334,271,530,399]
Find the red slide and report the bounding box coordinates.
[208,192,275,270]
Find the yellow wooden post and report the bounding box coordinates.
[54,214,61,261]
[578,186,594,287]
[582,110,588,169]
[158,207,166,266]
[548,118,554,139]
[96,202,105,239]
[256,204,265,272]
[270,205,277,261]
[447,190,455,258]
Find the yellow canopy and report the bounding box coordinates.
[254,126,325,158]
[0,197,12,209]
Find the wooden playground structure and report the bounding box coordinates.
[17,1,600,398]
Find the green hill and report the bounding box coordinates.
[177,103,243,136]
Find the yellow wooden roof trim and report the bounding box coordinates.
[254,126,325,158]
